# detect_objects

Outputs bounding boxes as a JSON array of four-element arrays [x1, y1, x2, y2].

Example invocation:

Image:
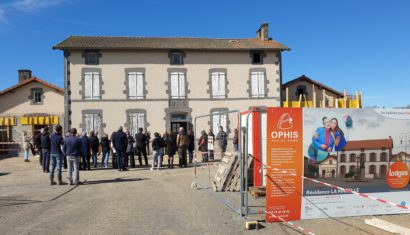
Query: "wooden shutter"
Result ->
[[136, 72, 144, 99], [179, 73, 185, 98], [251, 72, 258, 97], [84, 73, 93, 99], [219, 73, 226, 97], [211, 73, 218, 98], [128, 72, 137, 99], [171, 73, 179, 98], [92, 73, 100, 99], [258, 72, 265, 97]]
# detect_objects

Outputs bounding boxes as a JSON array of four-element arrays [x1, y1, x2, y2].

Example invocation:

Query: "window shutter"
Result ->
[[221, 113, 227, 131], [136, 73, 144, 99], [219, 73, 226, 97], [211, 73, 218, 97], [92, 73, 100, 99], [128, 72, 137, 99], [171, 73, 179, 98], [85, 114, 92, 133], [258, 72, 265, 97], [137, 113, 145, 129], [94, 114, 101, 133], [251, 73, 259, 97], [179, 73, 185, 98], [212, 112, 220, 134], [84, 73, 93, 99]]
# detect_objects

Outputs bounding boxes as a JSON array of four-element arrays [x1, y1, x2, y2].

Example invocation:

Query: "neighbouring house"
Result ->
[[53, 23, 290, 152], [337, 138, 393, 178], [0, 70, 64, 155], [282, 75, 362, 108], [390, 151, 410, 170], [318, 155, 337, 178]]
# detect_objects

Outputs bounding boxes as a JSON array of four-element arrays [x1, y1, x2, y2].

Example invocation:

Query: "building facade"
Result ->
[[0, 70, 64, 154], [53, 24, 289, 145], [336, 139, 393, 178]]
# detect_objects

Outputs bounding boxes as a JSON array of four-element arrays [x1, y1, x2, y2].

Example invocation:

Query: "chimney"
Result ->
[[256, 23, 269, 41], [18, 69, 32, 83]]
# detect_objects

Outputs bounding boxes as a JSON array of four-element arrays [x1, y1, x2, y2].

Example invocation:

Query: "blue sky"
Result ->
[[0, 0, 409, 107]]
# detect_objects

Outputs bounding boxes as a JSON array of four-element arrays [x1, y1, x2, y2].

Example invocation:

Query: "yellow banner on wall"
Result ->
[[21, 116, 59, 125], [0, 117, 17, 126]]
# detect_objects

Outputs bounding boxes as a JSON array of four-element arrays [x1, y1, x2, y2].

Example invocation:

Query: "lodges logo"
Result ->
[[386, 161, 410, 189]]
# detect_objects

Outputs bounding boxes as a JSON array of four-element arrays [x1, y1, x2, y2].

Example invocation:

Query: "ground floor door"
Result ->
[[170, 113, 192, 133]]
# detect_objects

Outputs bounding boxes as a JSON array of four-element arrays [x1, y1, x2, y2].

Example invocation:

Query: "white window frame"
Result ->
[[84, 72, 100, 100], [170, 72, 186, 99], [84, 113, 101, 134], [212, 111, 227, 135], [128, 72, 144, 100], [251, 71, 265, 98], [128, 112, 145, 137], [211, 72, 226, 98]]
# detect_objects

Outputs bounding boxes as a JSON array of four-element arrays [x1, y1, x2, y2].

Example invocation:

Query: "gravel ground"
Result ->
[[1, 155, 409, 235]]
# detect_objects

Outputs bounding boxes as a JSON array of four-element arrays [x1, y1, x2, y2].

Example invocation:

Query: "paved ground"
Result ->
[[1, 155, 410, 235]]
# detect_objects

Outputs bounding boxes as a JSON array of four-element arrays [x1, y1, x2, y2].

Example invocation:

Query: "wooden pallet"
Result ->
[[249, 186, 266, 198]]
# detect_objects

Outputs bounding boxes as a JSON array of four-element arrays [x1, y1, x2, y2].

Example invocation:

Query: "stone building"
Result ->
[[0, 70, 64, 154], [53, 23, 289, 146]]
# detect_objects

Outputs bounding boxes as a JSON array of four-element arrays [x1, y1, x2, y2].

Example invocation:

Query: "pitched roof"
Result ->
[[342, 139, 393, 151], [282, 75, 344, 97], [53, 36, 290, 51], [0, 77, 63, 96]]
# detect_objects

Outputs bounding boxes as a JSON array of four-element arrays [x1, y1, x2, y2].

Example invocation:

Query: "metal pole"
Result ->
[[240, 127, 246, 217]]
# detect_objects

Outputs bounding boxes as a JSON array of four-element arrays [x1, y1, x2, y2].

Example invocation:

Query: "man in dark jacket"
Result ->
[[135, 128, 148, 166], [80, 132, 91, 170], [63, 128, 82, 185], [216, 126, 228, 156], [40, 126, 51, 173], [35, 128, 43, 166], [112, 126, 127, 171], [100, 133, 110, 168], [89, 131, 99, 168], [49, 125, 65, 185]]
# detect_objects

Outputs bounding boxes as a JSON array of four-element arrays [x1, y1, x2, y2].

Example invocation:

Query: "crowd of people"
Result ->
[[21, 124, 238, 186]]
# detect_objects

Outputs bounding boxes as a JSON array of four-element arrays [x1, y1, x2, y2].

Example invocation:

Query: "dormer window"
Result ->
[[30, 88, 43, 105], [169, 51, 184, 65]]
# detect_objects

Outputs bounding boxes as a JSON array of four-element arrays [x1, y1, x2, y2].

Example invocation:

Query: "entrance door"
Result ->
[[170, 113, 191, 133], [171, 122, 187, 134]]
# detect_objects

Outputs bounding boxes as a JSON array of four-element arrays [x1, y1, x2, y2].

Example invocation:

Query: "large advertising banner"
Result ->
[[266, 108, 410, 221], [266, 107, 303, 222]]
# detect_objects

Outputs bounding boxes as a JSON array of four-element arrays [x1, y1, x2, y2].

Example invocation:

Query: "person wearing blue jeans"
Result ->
[[63, 128, 82, 186], [49, 125, 65, 185], [151, 132, 165, 170], [100, 133, 110, 168]]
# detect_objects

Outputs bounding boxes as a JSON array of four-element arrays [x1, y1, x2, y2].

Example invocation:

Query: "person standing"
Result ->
[[89, 131, 99, 168], [112, 126, 128, 171], [100, 133, 110, 168], [165, 131, 177, 168], [208, 129, 215, 161], [63, 128, 82, 186], [198, 130, 208, 162], [40, 126, 51, 173], [49, 125, 65, 185], [187, 130, 195, 164], [233, 129, 239, 152], [126, 131, 136, 168], [22, 131, 32, 162], [135, 128, 148, 166], [151, 132, 165, 171], [80, 132, 91, 170], [145, 129, 151, 155], [176, 127, 188, 167], [35, 128, 44, 166], [216, 126, 228, 156]]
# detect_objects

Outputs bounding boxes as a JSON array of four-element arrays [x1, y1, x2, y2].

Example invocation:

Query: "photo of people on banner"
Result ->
[[308, 115, 350, 162]]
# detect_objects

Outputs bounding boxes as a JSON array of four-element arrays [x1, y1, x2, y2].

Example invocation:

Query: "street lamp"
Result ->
[[399, 132, 410, 167]]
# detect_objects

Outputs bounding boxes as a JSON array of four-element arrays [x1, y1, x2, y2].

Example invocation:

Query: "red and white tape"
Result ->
[[260, 164, 410, 211], [262, 210, 315, 235]]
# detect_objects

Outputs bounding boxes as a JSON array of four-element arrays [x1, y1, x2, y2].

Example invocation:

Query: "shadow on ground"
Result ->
[[83, 177, 148, 185]]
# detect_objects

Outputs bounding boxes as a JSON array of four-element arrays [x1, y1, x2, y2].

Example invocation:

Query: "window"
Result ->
[[252, 53, 261, 64], [369, 165, 376, 174], [128, 112, 145, 137], [295, 85, 307, 99], [349, 154, 356, 162], [84, 113, 101, 134], [251, 71, 265, 97], [370, 153, 377, 162], [128, 72, 144, 99], [211, 72, 226, 98], [33, 90, 42, 103], [170, 72, 186, 99], [349, 165, 356, 173], [212, 111, 227, 135], [85, 51, 99, 65], [340, 154, 346, 162], [170, 52, 183, 65], [84, 72, 100, 100], [380, 152, 387, 162]]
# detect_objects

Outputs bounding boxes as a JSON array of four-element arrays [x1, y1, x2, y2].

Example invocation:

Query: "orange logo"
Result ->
[[277, 113, 293, 130], [386, 161, 409, 189]]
